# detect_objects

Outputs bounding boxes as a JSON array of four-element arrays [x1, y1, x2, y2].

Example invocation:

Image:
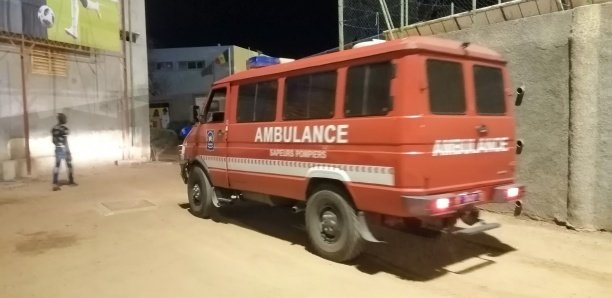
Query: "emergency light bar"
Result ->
[[247, 56, 295, 69], [247, 56, 278, 69]]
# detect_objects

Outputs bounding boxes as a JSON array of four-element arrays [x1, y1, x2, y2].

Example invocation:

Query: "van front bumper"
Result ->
[[178, 145, 189, 184]]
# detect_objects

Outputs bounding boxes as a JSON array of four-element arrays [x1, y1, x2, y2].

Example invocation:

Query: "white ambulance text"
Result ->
[[269, 149, 327, 159], [255, 125, 349, 144], [432, 137, 510, 156]]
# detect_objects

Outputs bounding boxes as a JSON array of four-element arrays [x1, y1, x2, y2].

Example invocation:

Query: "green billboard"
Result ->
[[0, 0, 121, 52]]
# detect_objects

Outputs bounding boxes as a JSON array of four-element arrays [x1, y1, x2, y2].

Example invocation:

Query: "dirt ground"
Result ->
[[1, 162, 611, 298]]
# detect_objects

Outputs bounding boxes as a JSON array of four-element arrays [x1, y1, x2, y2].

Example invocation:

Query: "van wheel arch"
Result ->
[[306, 178, 356, 208], [188, 157, 214, 186]]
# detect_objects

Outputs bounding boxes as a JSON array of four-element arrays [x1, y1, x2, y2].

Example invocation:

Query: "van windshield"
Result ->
[[474, 65, 506, 115]]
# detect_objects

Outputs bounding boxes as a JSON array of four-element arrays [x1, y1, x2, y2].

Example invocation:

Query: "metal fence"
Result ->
[[342, 0, 517, 46]]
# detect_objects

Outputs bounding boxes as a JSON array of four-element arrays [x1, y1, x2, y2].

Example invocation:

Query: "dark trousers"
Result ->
[[53, 146, 74, 185]]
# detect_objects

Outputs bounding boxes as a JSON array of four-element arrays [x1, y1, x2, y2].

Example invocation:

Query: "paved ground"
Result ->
[[1, 163, 611, 298]]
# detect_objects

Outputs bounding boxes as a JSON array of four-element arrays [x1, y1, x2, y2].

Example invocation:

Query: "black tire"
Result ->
[[187, 167, 216, 219], [305, 185, 365, 262]]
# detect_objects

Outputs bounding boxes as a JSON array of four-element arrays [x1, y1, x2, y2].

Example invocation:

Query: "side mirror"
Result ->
[[515, 86, 525, 106], [516, 139, 524, 155]]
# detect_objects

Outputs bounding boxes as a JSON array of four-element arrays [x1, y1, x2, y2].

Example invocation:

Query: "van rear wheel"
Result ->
[[187, 167, 216, 219], [305, 185, 365, 262]]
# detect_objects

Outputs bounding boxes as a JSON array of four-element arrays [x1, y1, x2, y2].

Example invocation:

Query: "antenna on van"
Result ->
[[461, 42, 471, 49]]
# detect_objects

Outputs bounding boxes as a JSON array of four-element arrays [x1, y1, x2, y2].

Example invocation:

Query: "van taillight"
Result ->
[[435, 198, 450, 210], [492, 184, 524, 203], [506, 187, 520, 198]]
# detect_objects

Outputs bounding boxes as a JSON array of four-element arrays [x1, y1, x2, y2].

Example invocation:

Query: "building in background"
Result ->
[[0, 0, 149, 180], [148, 46, 259, 131]]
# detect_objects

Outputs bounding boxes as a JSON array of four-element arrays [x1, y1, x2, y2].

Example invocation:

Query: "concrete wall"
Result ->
[[0, 47, 126, 177], [436, 9, 572, 224], [125, 0, 151, 161], [0, 44, 22, 161], [0, 0, 150, 179], [418, 3, 612, 230], [568, 3, 612, 230], [593, 5, 612, 230]]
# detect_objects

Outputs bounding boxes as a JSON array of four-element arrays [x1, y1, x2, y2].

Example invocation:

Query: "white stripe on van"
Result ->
[[200, 155, 395, 186]]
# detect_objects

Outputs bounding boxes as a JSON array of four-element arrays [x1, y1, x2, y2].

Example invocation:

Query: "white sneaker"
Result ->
[[65, 27, 78, 39]]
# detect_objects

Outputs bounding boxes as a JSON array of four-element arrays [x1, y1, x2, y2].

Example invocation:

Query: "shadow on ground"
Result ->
[[178, 202, 516, 281]]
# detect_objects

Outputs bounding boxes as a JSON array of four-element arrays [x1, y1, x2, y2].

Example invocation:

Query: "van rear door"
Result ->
[[409, 57, 517, 191]]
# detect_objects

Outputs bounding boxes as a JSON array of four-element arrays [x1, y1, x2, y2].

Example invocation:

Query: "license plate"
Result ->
[[458, 192, 480, 204]]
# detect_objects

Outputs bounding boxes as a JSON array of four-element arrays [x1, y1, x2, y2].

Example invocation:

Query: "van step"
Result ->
[[216, 197, 234, 204], [452, 222, 501, 235]]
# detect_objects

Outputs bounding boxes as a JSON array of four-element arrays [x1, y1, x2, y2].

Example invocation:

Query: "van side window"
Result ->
[[284, 71, 336, 120], [427, 60, 466, 114], [474, 65, 506, 115], [205, 88, 226, 123], [345, 61, 393, 117], [236, 80, 278, 123]]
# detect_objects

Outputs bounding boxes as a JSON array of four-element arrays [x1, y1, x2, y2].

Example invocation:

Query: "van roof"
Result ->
[[216, 36, 505, 84]]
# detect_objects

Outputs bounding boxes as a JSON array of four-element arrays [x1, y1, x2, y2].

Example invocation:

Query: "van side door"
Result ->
[[198, 85, 230, 188]]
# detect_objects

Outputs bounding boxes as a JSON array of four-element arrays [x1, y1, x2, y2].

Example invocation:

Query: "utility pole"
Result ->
[[376, 12, 380, 36], [338, 0, 344, 51], [19, 35, 31, 175], [405, 0, 409, 26], [378, 0, 395, 39], [400, 0, 405, 27], [229, 47, 233, 75], [558, 0, 566, 10]]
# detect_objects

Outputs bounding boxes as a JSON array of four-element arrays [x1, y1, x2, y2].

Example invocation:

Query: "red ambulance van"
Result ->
[[179, 36, 525, 262]]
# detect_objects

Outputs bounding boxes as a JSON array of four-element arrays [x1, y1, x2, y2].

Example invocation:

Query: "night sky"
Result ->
[[145, 0, 338, 58]]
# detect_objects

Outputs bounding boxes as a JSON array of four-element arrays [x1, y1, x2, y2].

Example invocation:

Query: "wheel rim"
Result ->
[[320, 207, 342, 243], [191, 184, 202, 207]]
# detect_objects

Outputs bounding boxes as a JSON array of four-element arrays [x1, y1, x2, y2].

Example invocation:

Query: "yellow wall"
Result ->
[[231, 46, 259, 73]]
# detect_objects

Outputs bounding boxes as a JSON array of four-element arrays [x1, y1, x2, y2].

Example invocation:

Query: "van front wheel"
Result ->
[[305, 186, 365, 262], [187, 167, 216, 219]]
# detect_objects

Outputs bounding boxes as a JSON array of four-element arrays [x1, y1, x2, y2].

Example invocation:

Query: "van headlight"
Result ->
[[178, 145, 185, 160]]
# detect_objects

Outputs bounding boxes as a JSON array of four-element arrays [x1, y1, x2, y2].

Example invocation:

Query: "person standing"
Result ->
[[64, 0, 102, 39], [161, 108, 170, 129], [192, 105, 200, 123], [51, 113, 77, 191], [151, 109, 161, 128]]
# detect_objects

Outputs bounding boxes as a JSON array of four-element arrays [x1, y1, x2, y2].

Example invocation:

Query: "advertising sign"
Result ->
[[0, 0, 121, 52]]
